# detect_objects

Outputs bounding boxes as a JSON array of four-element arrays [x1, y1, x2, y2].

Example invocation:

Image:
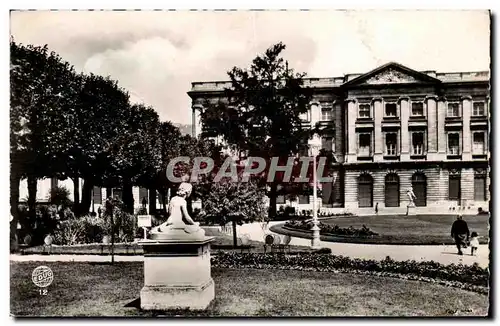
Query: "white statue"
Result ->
[[407, 186, 417, 206], [150, 182, 205, 240]]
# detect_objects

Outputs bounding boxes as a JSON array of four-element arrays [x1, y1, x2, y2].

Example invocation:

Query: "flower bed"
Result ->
[[211, 252, 489, 293], [284, 220, 378, 237]]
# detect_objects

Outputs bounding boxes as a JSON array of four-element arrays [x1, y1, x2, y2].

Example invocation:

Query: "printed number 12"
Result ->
[[39, 289, 48, 295]]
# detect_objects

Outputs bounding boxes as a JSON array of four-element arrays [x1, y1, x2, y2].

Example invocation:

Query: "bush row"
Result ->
[[211, 252, 489, 289], [285, 220, 378, 237]]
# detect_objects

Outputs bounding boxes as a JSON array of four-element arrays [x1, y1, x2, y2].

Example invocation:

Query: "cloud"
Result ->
[[10, 10, 490, 124]]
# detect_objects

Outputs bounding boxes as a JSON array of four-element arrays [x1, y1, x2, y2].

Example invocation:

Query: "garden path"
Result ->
[[236, 222, 490, 268]]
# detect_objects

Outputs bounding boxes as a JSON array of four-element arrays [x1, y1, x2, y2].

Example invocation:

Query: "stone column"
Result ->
[[399, 97, 410, 161], [346, 99, 357, 163], [192, 104, 203, 138], [462, 96, 472, 161], [426, 96, 438, 160], [437, 97, 447, 157], [373, 98, 383, 162]]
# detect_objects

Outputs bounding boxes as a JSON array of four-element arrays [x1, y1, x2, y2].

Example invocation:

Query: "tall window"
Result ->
[[92, 186, 102, 205], [385, 132, 398, 156], [321, 108, 333, 121], [448, 174, 461, 201], [139, 188, 148, 204], [358, 133, 372, 156], [447, 133, 460, 155], [411, 102, 424, 116], [358, 174, 373, 207], [474, 174, 486, 201], [385, 103, 398, 117], [411, 132, 425, 155], [321, 136, 334, 152], [276, 185, 285, 204], [473, 102, 485, 117], [358, 104, 371, 118], [472, 132, 486, 155], [447, 102, 460, 117]]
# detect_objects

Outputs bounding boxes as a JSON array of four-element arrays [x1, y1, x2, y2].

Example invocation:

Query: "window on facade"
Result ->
[[473, 102, 485, 116], [276, 185, 285, 204], [385, 133, 398, 156], [474, 175, 486, 201], [358, 133, 371, 156], [472, 132, 485, 155], [411, 102, 424, 116], [447, 103, 460, 117], [447, 133, 460, 155], [385, 103, 398, 117], [411, 132, 425, 155], [93, 186, 102, 205], [321, 108, 333, 121], [299, 110, 310, 121], [321, 137, 333, 152], [358, 104, 371, 118], [298, 194, 310, 204], [449, 175, 461, 201]]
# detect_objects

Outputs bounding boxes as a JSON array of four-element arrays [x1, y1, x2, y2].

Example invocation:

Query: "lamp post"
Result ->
[[308, 134, 321, 249]]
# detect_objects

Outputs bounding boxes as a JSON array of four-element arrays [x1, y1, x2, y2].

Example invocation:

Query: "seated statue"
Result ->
[[150, 182, 205, 240]]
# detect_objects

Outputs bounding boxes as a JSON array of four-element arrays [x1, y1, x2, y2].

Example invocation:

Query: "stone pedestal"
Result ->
[[139, 237, 215, 311]]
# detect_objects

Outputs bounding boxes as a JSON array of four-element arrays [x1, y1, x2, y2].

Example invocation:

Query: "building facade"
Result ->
[[188, 62, 490, 214]]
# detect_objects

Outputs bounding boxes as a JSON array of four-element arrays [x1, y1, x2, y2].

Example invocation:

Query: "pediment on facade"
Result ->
[[343, 62, 441, 87]]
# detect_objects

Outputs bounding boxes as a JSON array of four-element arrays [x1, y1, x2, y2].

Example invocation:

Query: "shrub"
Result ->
[[211, 252, 489, 287], [53, 218, 88, 245], [47, 186, 73, 208], [103, 197, 138, 242], [284, 220, 378, 237]]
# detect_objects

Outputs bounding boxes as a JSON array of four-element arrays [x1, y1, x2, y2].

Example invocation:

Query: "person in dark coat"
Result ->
[[451, 215, 470, 255]]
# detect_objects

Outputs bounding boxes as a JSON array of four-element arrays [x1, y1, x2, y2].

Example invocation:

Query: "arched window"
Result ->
[[385, 173, 400, 207], [411, 173, 427, 207], [358, 174, 373, 207]]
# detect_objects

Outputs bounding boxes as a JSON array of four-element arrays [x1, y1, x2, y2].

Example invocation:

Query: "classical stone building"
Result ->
[[188, 62, 490, 214]]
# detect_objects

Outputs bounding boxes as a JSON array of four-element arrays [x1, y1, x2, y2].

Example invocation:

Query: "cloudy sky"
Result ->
[[10, 10, 490, 124]]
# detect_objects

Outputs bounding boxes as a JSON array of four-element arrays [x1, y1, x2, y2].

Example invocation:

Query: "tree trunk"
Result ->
[[268, 183, 278, 221], [80, 179, 93, 215], [148, 187, 157, 215], [122, 180, 134, 213], [27, 175, 37, 221], [10, 168, 21, 250], [232, 219, 238, 248], [159, 189, 167, 214], [72, 177, 80, 214]]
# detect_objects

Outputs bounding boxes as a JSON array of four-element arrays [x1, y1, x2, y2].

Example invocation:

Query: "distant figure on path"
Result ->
[[469, 231, 480, 256], [142, 197, 147, 209], [375, 202, 379, 215], [451, 215, 470, 255]]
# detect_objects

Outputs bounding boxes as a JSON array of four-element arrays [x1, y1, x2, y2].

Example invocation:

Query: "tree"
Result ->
[[10, 40, 79, 233], [201, 178, 266, 247], [105, 104, 162, 213], [200, 42, 313, 220], [68, 73, 131, 215]]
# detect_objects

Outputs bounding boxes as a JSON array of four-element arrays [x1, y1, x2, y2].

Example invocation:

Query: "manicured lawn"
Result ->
[[10, 262, 488, 317], [273, 214, 490, 245]]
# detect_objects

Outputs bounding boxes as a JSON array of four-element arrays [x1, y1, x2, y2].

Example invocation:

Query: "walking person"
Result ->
[[451, 214, 470, 255]]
